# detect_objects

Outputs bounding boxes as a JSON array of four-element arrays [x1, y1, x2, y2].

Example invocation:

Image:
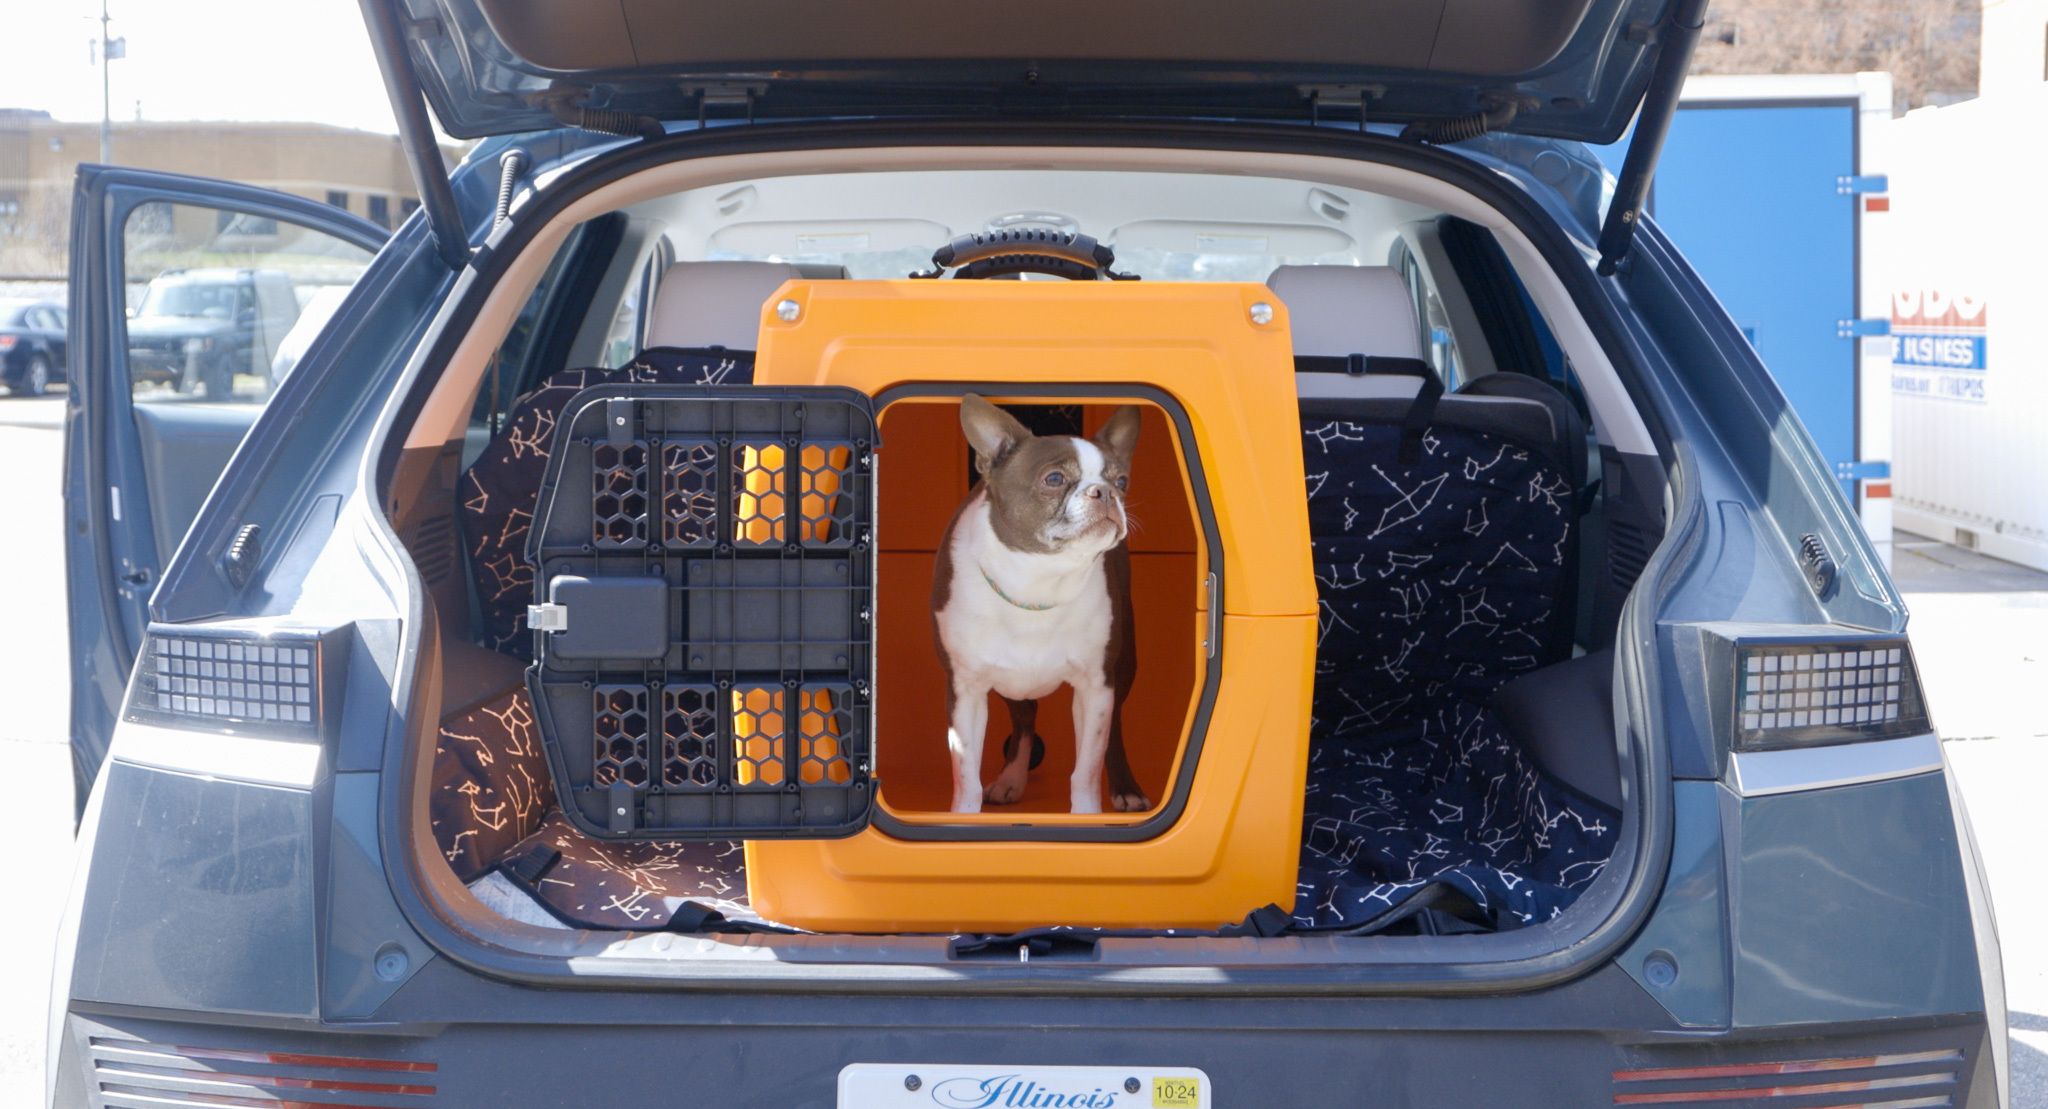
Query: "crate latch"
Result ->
[[527, 602, 569, 632], [604, 397, 636, 447], [1201, 573, 1221, 659], [606, 779, 636, 834]]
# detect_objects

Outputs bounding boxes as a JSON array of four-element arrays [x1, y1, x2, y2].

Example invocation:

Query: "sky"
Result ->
[[0, 0, 401, 134]]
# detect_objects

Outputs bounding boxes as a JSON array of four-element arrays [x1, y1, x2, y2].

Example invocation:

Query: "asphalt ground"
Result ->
[[0, 392, 2036, 1104]]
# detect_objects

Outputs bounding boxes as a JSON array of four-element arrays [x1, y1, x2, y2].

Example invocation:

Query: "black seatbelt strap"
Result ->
[[1295, 354, 1445, 463], [501, 842, 561, 884], [1284, 880, 1485, 937]]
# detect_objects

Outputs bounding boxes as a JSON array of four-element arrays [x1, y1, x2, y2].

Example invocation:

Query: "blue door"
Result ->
[[1599, 102, 1862, 498], [63, 166, 387, 809]]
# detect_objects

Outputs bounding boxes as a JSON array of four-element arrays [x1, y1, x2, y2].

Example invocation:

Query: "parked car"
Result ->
[[50, 0, 2007, 1106], [124, 267, 301, 398], [0, 298, 67, 396]]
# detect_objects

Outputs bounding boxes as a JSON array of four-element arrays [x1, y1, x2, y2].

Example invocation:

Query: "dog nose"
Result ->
[[1086, 485, 1105, 501]]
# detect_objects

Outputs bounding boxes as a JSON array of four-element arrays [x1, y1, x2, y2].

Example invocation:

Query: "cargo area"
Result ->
[[387, 164, 1663, 947]]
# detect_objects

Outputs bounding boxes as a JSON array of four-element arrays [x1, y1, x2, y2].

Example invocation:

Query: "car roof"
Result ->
[[152, 268, 263, 281]]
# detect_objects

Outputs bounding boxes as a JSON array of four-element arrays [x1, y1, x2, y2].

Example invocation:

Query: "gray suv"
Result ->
[[50, 0, 2007, 1105]]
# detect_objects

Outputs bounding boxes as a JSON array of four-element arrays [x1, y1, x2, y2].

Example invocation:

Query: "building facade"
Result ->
[[0, 111, 462, 277]]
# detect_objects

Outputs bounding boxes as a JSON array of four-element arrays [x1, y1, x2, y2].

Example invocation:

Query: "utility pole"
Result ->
[[98, 0, 114, 164]]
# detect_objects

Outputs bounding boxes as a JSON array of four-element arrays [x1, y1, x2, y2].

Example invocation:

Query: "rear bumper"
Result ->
[[54, 1004, 1999, 1108]]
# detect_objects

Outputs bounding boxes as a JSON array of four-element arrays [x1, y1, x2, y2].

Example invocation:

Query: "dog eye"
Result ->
[[1114, 475, 1128, 491], [1043, 471, 1065, 487]]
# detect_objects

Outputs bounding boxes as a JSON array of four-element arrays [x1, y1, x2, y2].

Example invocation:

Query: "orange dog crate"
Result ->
[[745, 279, 1316, 932]]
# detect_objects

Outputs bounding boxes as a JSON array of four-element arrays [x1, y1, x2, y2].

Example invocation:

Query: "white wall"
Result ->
[[1884, 83, 2048, 571], [1979, 0, 2048, 95]]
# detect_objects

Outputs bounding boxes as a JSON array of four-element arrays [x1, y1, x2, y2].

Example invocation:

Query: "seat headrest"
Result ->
[[645, 261, 807, 351], [1269, 264, 1429, 400], [1267, 265, 1424, 360]]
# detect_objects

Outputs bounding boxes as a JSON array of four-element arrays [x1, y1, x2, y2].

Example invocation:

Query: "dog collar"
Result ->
[[979, 564, 1058, 611]]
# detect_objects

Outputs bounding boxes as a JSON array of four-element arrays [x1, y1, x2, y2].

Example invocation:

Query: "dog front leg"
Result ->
[[1069, 681, 1114, 815], [985, 697, 1039, 805], [947, 683, 991, 814]]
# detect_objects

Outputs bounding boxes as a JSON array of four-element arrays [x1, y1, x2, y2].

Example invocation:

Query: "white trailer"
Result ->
[[1883, 81, 2048, 572]]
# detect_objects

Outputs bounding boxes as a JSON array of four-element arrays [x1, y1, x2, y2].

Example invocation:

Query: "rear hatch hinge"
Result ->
[[1300, 84, 1382, 131], [690, 82, 767, 125]]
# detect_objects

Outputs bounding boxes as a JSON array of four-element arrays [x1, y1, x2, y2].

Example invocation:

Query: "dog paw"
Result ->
[[984, 772, 1028, 805], [1110, 790, 1151, 813]]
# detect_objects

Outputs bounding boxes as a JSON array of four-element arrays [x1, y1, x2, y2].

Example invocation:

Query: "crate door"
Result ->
[[524, 385, 878, 840]]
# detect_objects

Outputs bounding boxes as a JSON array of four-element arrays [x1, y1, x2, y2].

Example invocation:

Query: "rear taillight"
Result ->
[[1732, 636, 1928, 752], [125, 621, 346, 740]]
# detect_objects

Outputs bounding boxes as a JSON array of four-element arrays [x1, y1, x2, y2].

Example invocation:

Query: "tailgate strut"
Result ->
[[359, 0, 470, 270], [1595, 0, 1711, 276]]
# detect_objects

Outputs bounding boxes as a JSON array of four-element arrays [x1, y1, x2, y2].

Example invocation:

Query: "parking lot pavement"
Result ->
[[0, 394, 67, 431], [0, 408, 2037, 1104], [1895, 534, 2048, 1106], [0, 411, 75, 1107]]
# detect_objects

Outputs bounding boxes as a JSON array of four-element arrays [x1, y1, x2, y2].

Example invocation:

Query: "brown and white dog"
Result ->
[[932, 395, 1148, 814]]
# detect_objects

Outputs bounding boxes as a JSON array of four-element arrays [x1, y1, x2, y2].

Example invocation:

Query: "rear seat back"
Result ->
[[644, 260, 811, 350], [461, 261, 805, 654], [1454, 369, 1589, 493], [1272, 265, 1578, 733]]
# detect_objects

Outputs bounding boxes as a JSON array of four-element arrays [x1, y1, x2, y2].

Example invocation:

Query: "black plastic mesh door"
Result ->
[[525, 385, 876, 840]]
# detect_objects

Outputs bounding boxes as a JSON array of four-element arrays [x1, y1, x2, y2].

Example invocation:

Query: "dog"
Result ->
[[932, 395, 1149, 815]]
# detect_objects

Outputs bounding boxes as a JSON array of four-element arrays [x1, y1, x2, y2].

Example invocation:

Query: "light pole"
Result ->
[[97, 0, 120, 164]]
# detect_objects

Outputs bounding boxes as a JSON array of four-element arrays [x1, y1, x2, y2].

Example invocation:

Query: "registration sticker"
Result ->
[[838, 1063, 1212, 1108]]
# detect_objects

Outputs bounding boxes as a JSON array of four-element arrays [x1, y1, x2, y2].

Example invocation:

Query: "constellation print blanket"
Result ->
[[461, 347, 754, 655], [1292, 415, 1619, 930]]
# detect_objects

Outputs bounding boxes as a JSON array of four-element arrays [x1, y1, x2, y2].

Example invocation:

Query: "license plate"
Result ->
[[839, 1063, 1212, 1108]]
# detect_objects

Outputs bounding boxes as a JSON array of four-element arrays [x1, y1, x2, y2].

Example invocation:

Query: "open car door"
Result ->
[[64, 166, 387, 811]]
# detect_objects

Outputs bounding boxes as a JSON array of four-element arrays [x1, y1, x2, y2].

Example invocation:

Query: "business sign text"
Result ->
[[1890, 287, 1986, 403]]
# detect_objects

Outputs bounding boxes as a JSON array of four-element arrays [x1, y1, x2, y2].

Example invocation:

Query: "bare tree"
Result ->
[[1691, 0, 1981, 111]]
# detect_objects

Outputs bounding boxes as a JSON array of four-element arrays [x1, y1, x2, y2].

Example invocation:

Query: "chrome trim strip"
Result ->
[[110, 719, 323, 789], [1730, 732, 1942, 797]]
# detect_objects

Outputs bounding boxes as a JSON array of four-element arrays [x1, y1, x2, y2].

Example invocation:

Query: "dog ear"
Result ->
[[959, 394, 1033, 475], [1093, 405, 1142, 467]]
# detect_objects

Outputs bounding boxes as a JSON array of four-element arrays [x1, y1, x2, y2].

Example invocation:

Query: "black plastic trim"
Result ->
[[525, 213, 628, 392], [868, 381, 1224, 843]]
